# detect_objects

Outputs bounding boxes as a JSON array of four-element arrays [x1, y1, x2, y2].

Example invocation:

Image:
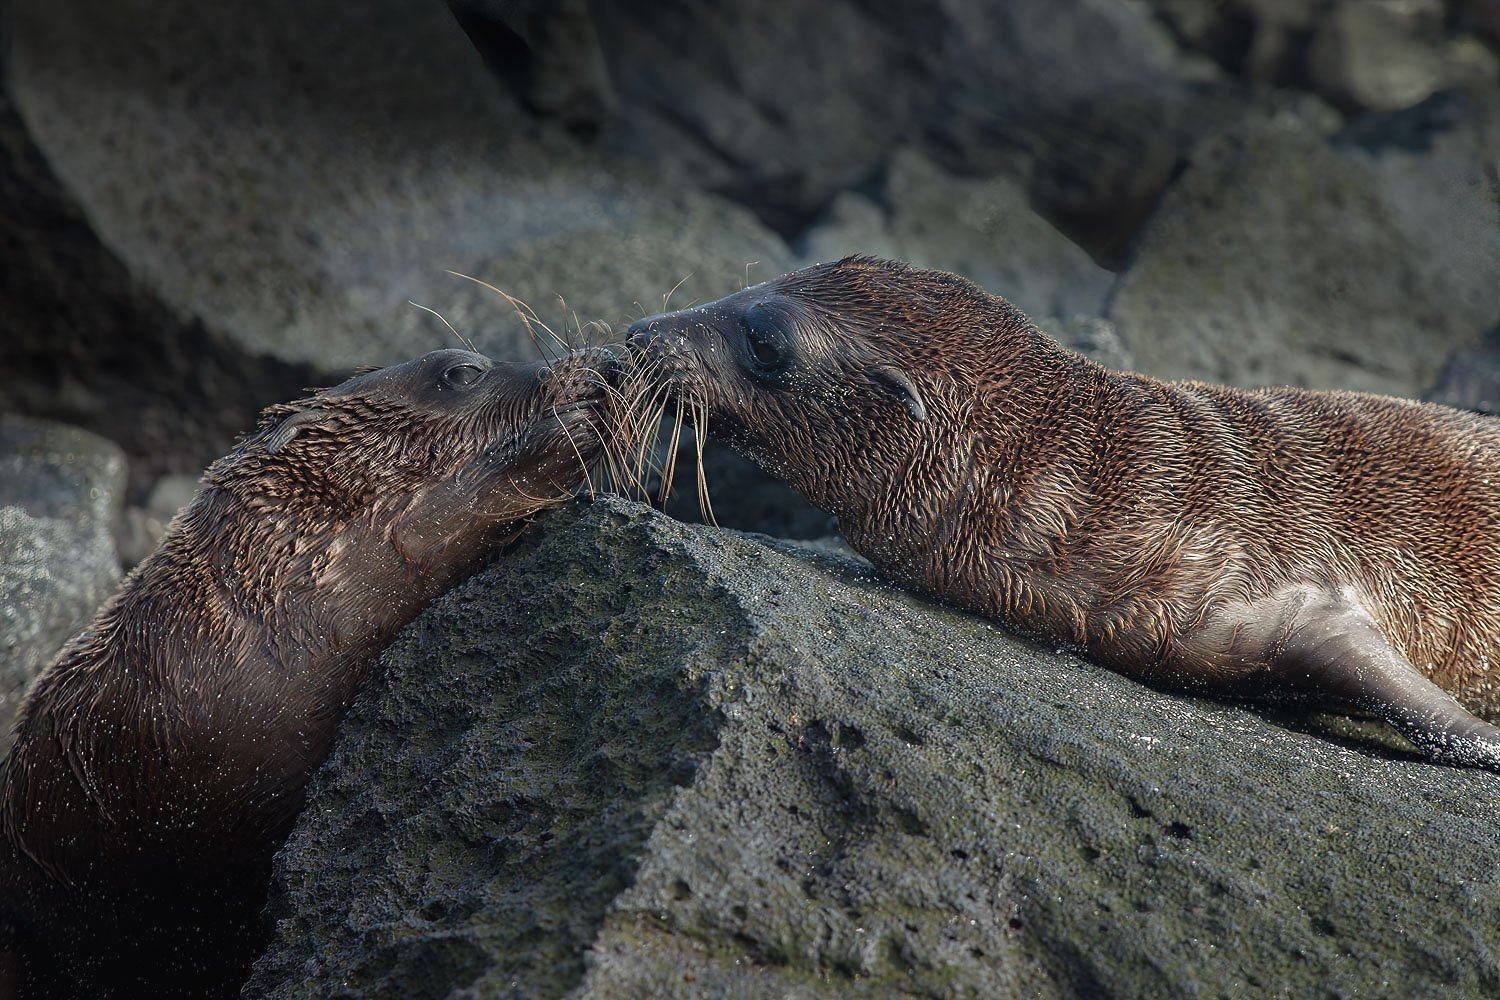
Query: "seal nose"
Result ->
[[596, 346, 627, 387], [626, 315, 661, 351]]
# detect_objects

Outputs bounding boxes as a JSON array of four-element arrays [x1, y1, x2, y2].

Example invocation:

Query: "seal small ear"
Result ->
[[263, 408, 336, 453], [873, 365, 927, 422]]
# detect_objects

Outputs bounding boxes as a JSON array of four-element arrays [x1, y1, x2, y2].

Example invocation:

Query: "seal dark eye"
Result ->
[[443, 363, 484, 388], [740, 306, 791, 376]]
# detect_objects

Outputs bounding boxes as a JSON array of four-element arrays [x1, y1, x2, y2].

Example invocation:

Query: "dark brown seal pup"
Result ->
[[0, 347, 622, 998], [627, 256, 1500, 771]]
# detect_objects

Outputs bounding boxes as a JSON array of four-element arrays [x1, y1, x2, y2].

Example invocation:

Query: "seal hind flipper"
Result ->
[[1269, 594, 1500, 769]]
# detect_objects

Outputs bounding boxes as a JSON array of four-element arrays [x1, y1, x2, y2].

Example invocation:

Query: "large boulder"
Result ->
[[246, 499, 1500, 998], [798, 148, 1113, 320], [0, 415, 126, 751], [0, 86, 317, 494], [465, 0, 1252, 261], [1108, 108, 1500, 395], [1145, 0, 1499, 115]]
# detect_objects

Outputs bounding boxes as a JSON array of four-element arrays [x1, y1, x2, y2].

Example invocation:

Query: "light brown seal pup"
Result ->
[[0, 347, 621, 998], [627, 256, 1500, 771]]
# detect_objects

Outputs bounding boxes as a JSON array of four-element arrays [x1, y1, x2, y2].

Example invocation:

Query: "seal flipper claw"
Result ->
[[1271, 597, 1500, 770]]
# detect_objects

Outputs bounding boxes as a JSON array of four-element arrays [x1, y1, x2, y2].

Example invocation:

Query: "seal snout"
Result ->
[[596, 345, 627, 389], [625, 314, 698, 376], [626, 311, 703, 353], [625, 315, 664, 356]]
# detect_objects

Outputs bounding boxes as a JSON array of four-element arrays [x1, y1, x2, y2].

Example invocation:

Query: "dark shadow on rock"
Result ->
[[659, 438, 835, 540]]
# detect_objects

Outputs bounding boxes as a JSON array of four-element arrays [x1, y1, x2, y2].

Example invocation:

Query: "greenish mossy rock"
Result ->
[[246, 498, 1500, 999]]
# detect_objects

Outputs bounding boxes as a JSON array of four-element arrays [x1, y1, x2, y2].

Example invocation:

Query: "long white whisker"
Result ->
[[407, 299, 476, 352]]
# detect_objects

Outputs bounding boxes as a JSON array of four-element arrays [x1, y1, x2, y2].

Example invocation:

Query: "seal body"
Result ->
[[0, 348, 619, 997], [628, 256, 1500, 770]]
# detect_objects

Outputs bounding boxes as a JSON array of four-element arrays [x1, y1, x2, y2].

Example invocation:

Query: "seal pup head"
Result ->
[[217, 345, 627, 572], [625, 255, 1054, 519]]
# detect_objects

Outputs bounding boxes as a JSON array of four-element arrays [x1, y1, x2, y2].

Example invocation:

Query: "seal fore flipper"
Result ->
[[1268, 594, 1500, 770]]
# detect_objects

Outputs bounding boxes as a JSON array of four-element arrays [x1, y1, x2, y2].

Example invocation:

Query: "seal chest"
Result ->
[[0, 347, 622, 997], [628, 256, 1500, 772]]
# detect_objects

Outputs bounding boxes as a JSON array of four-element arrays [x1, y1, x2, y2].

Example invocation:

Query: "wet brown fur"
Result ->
[[629, 256, 1500, 767], [0, 347, 620, 997]]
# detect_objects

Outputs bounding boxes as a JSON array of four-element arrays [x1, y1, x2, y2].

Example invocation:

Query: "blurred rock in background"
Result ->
[[1426, 324, 1500, 412], [0, 416, 124, 753]]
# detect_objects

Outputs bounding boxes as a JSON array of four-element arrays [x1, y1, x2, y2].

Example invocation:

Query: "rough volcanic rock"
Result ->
[[0, 415, 126, 751], [1108, 110, 1500, 395], [798, 148, 1113, 319], [5, 0, 790, 483], [246, 499, 1500, 999]]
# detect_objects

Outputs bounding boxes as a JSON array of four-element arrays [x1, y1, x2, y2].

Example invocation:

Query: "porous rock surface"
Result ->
[[246, 498, 1500, 999], [0, 415, 125, 752]]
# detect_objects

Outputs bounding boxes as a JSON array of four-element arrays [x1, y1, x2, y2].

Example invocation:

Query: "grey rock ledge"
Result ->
[[247, 497, 1500, 999]]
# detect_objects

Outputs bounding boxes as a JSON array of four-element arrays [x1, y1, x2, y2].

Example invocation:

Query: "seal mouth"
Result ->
[[596, 346, 627, 389], [617, 324, 720, 519], [518, 344, 657, 499], [537, 347, 622, 426]]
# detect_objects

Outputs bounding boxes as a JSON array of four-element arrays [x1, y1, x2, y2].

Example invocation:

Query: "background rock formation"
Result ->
[[0, 416, 123, 754]]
